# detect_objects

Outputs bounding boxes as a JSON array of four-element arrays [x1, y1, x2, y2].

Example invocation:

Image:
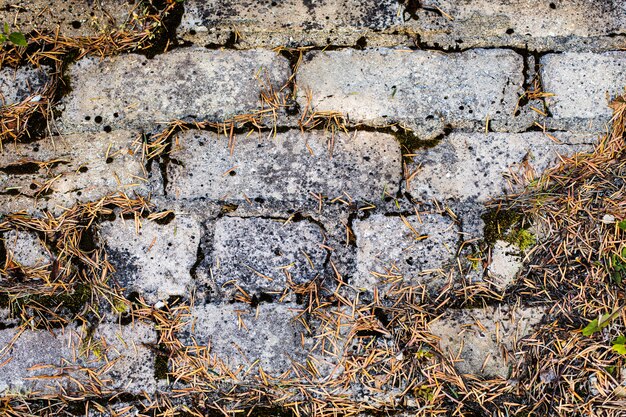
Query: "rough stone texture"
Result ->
[[297, 48, 528, 139], [0, 0, 141, 38], [0, 323, 156, 395], [167, 129, 401, 206], [179, 0, 401, 47], [541, 52, 626, 133], [0, 65, 49, 106], [488, 240, 523, 289], [58, 48, 290, 133], [2, 229, 50, 267], [212, 217, 327, 295], [102, 215, 202, 304], [188, 303, 306, 376], [405, 131, 594, 204], [430, 305, 544, 378], [408, 0, 626, 52], [353, 213, 459, 290], [0, 131, 148, 214], [89, 323, 157, 394]]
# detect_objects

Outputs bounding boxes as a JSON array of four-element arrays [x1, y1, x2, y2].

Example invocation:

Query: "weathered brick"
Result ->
[[166, 129, 401, 206], [0, 323, 156, 395], [2, 229, 50, 268], [102, 215, 201, 304], [353, 213, 459, 290], [0, 131, 148, 214], [406, 0, 626, 52], [0, 65, 49, 106], [179, 0, 401, 47], [297, 48, 527, 139], [58, 48, 290, 133], [430, 305, 544, 378], [541, 52, 626, 132], [212, 217, 327, 295], [188, 303, 306, 376], [405, 131, 593, 204], [0, 0, 141, 38]]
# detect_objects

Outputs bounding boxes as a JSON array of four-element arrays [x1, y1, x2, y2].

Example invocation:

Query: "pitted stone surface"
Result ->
[[407, 0, 626, 52], [0, 327, 77, 395], [488, 240, 523, 289], [0, 0, 141, 38], [90, 323, 157, 394], [212, 217, 327, 294], [3, 229, 50, 267], [0, 323, 156, 396], [405, 131, 594, 203], [0, 131, 147, 214], [58, 48, 290, 133], [430, 305, 544, 378], [0, 65, 49, 106], [541, 52, 626, 133], [102, 215, 201, 304], [167, 129, 401, 205], [353, 213, 459, 290], [297, 48, 527, 139], [188, 303, 306, 376], [179, 0, 400, 47]]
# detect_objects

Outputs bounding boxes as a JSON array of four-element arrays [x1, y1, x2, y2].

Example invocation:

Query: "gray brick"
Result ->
[[353, 213, 459, 290], [0, 65, 49, 106], [541, 52, 626, 133], [212, 217, 327, 295], [406, 0, 626, 52], [0, 323, 156, 396], [430, 305, 544, 378], [0, 0, 141, 38], [178, 0, 401, 47], [166, 129, 401, 206], [102, 215, 202, 304], [58, 48, 290, 133], [188, 303, 306, 377], [0, 130, 148, 214], [297, 48, 527, 139], [2, 230, 50, 268], [405, 131, 594, 204]]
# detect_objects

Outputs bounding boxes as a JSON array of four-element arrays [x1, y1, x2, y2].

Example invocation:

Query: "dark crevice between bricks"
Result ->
[[137, 0, 186, 59], [204, 30, 240, 49]]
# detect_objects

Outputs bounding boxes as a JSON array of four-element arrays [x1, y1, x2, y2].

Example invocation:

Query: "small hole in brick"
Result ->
[[105, 157, 113, 164], [549, 2, 556, 9], [229, 170, 236, 176], [103, 125, 112, 133], [113, 112, 119, 118], [506, 28, 514, 35], [71, 20, 81, 29], [94, 115, 103, 123], [78, 166, 88, 173], [189, 29, 196, 35], [84, 116, 91, 121], [29, 183, 37, 190]]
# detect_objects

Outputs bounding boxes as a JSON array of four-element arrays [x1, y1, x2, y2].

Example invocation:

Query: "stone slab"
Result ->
[[541, 52, 626, 133], [188, 303, 306, 377], [0, 323, 156, 395], [0, 130, 148, 214], [166, 129, 401, 206], [2, 229, 50, 268], [406, 0, 626, 52], [405, 131, 594, 204], [353, 213, 459, 290], [0, 0, 142, 38], [297, 48, 527, 139], [102, 215, 202, 304], [488, 240, 523, 290], [212, 217, 327, 295], [0, 65, 49, 106], [178, 0, 401, 47], [58, 48, 290, 133], [430, 305, 544, 378]]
